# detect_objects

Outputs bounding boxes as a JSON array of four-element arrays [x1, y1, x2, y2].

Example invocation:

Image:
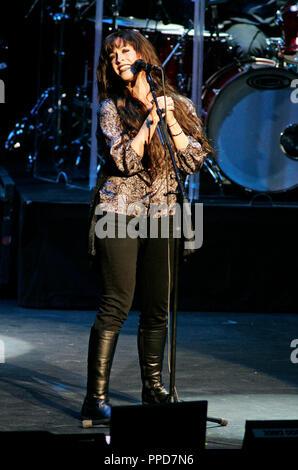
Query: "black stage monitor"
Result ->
[[110, 400, 208, 455]]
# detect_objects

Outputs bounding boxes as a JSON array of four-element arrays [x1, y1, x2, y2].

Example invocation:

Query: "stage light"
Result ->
[[0, 335, 34, 361]]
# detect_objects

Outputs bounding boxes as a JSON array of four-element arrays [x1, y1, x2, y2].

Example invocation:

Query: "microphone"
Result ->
[[131, 59, 162, 74]]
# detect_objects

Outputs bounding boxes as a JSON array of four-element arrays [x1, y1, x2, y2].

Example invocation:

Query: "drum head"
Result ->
[[206, 66, 298, 192]]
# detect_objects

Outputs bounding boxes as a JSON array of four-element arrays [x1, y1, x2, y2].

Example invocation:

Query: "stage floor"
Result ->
[[1, 300, 298, 457]]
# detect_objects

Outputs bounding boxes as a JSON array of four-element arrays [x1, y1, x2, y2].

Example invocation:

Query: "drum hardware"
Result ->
[[154, 0, 171, 25], [245, 65, 293, 90], [0, 39, 8, 71], [203, 156, 225, 187], [8, 3, 297, 196], [206, 0, 229, 4], [47, 0, 69, 167], [277, 1, 298, 65], [111, 1, 120, 30], [25, 0, 41, 19], [6, 1, 97, 187], [249, 192, 274, 206], [5, 85, 94, 176], [266, 37, 283, 60], [71, 60, 91, 170], [243, 57, 277, 70], [161, 28, 190, 69], [143, 28, 232, 95], [75, 1, 96, 20], [99, 16, 155, 29], [5, 87, 55, 169], [207, 0, 227, 38], [202, 58, 298, 194], [280, 123, 298, 161], [161, 24, 193, 95], [19, 0, 73, 179], [6, 1, 108, 186]]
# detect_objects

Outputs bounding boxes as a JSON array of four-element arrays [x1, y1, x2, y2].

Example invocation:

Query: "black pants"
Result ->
[[93, 214, 176, 333]]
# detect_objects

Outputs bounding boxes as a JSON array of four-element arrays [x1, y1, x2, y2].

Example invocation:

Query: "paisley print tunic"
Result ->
[[88, 96, 208, 257]]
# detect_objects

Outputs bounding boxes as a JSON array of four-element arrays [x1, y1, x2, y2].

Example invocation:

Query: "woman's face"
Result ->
[[109, 40, 141, 82]]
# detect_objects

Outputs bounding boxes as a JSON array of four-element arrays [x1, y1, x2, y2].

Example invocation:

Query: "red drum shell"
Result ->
[[280, 1, 298, 62]]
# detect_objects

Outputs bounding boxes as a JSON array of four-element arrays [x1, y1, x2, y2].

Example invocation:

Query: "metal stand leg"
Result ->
[[169, 235, 228, 427]]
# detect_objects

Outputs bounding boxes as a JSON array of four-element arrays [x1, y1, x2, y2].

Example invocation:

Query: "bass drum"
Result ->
[[202, 59, 298, 193]]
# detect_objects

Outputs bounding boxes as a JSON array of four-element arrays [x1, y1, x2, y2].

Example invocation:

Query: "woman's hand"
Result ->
[[147, 95, 188, 151], [148, 96, 176, 126], [155, 96, 176, 126], [131, 94, 188, 156]]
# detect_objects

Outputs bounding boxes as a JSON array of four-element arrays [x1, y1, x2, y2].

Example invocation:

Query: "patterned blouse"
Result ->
[[88, 96, 207, 256]]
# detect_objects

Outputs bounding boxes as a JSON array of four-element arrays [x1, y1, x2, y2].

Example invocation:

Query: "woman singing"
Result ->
[[81, 29, 211, 425]]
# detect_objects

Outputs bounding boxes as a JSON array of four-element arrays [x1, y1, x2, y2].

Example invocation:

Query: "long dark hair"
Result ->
[[97, 29, 211, 177]]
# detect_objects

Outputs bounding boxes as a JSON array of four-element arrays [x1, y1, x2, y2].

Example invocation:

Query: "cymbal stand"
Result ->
[[71, 60, 90, 174], [26, 0, 45, 174], [25, 0, 40, 19], [111, 1, 119, 30], [154, 0, 171, 25], [32, 0, 70, 183], [50, 1, 68, 165], [162, 24, 193, 95], [76, 0, 96, 20], [209, 3, 221, 38], [162, 27, 192, 69]]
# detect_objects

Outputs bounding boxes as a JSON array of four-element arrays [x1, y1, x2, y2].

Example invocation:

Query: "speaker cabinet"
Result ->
[[110, 400, 208, 456]]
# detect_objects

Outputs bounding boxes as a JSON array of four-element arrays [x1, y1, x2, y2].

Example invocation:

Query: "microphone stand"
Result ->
[[145, 70, 185, 405], [145, 70, 228, 427]]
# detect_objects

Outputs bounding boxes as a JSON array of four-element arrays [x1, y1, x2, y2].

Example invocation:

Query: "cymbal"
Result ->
[[103, 16, 148, 27], [88, 16, 229, 39], [90, 16, 185, 31], [207, 0, 229, 5], [88, 16, 152, 28]]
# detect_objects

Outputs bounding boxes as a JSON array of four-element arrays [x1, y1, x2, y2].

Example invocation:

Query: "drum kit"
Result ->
[[5, 1, 298, 194]]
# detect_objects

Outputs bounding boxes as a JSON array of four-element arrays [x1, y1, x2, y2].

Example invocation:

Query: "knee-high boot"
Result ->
[[81, 326, 119, 424], [137, 327, 169, 404]]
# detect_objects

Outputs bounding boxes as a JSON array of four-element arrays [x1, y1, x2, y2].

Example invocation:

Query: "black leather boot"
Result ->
[[81, 327, 119, 425], [137, 327, 169, 404]]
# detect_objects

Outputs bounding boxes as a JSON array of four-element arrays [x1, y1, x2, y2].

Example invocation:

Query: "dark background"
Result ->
[[1, 1, 297, 312], [0, 0, 289, 149]]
